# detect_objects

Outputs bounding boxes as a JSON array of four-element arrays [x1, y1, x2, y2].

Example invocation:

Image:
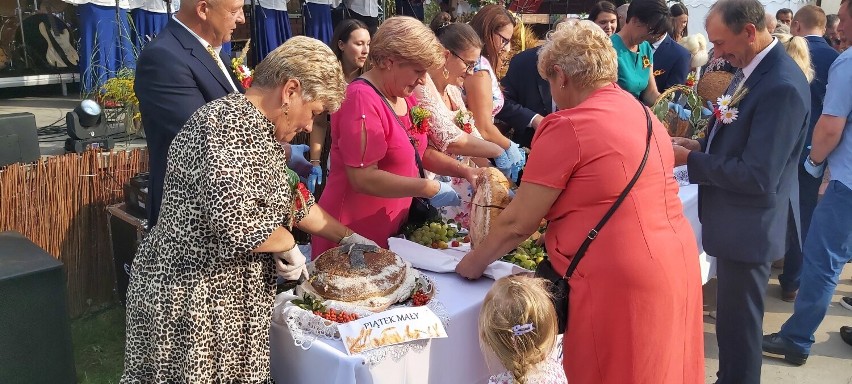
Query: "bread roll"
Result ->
[[470, 168, 512, 249]]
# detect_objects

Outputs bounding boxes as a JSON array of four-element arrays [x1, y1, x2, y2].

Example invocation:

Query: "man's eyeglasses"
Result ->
[[451, 50, 478, 73], [494, 31, 512, 49]]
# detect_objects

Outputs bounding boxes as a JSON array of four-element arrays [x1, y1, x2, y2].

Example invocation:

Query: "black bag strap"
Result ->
[[357, 77, 427, 179], [563, 99, 654, 280]]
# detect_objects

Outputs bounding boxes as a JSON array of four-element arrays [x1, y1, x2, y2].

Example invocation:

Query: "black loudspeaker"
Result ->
[[0, 231, 76, 384], [0, 113, 40, 167], [107, 203, 147, 305]]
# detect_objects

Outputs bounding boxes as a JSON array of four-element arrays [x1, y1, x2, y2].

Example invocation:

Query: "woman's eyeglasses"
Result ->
[[451, 50, 478, 73], [494, 31, 512, 49]]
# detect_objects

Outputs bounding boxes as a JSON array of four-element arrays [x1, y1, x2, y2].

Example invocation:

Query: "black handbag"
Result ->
[[357, 78, 441, 233], [535, 99, 654, 333]]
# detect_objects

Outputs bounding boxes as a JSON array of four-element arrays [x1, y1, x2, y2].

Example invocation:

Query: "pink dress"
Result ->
[[312, 80, 426, 257]]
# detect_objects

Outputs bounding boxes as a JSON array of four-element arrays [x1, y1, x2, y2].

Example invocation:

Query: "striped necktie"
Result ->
[[706, 69, 745, 153]]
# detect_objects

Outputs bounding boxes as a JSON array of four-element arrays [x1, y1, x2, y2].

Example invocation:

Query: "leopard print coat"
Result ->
[[121, 93, 314, 383]]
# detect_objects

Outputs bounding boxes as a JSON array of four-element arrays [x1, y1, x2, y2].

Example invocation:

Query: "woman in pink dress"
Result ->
[[457, 20, 705, 383], [312, 17, 482, 257]]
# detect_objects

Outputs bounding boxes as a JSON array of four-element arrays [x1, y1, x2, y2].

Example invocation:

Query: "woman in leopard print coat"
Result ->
[[121, 37, 373, 383]]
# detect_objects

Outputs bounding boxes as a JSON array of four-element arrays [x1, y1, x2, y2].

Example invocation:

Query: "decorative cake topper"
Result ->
[[341, 243, 379, 269]]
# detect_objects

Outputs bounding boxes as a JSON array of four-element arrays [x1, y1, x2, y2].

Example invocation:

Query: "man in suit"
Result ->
[[650, 32, 691, 92], [778, 5, 840, 302], [764, 0, 852, 364], [496, 46, 552, 149], [136, 0, 246, 226], [672, 0, 810, 382]]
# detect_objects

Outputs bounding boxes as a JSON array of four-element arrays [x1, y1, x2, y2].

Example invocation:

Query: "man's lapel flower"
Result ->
[[713, 86, 749, 125]]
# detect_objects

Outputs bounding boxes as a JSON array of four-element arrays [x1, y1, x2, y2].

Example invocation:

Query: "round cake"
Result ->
[[308, 245, 414, 306]]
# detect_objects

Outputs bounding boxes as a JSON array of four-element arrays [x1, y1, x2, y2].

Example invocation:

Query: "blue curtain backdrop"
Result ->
[[303, 2, 332, 45], [77, 3, 136, 94], [129, 8, 170, 50], [253, 5, 292, 64]]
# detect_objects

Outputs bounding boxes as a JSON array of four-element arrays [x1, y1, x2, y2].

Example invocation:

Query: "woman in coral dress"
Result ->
[[457, 20, 705, 383]]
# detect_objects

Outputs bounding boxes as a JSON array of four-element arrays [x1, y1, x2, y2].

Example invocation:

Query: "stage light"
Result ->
[[65, 99, 123, 153]]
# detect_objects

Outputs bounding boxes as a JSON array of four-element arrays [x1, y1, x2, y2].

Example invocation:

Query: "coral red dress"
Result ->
[[522, 84, 705, 383]]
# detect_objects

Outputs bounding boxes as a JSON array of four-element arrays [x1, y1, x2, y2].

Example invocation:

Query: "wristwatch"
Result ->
[[807, 155, 824, 167]]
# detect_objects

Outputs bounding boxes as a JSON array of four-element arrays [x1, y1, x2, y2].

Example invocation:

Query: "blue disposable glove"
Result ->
[[429, 181, 461, 208], [803, 157, 825, 178], [288, 144, 313, 179], [509, 163, 521, 183], [493, 151, 513, 179], [507, 141, 525, 169], [668, 102, 692, 120], [307, 165, 322, 193]]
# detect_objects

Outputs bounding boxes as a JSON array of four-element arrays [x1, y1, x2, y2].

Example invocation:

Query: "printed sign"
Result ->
[[337, 306, 448, 355]]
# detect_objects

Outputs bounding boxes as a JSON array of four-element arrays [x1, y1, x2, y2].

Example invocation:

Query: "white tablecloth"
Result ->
[[270, 183, 713, 384], [678, 183, 717, 284], [270, 271, 495, 384]]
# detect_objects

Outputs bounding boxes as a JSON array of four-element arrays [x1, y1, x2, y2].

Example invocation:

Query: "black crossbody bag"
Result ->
[[358, 78, 441, 232], [535, 99, 654, 333]]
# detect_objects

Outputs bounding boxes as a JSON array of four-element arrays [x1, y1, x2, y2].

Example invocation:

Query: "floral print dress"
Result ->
[[121, 93, 314, 383], [464, 56, 505, 117], [416, 73, 483, 229]]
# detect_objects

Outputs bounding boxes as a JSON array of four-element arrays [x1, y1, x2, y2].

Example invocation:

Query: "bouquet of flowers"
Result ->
[[454, 110, 474, 134], [231, 41, 253, 88], [410, 106, 431, 135], [232, 56, 253, 89]]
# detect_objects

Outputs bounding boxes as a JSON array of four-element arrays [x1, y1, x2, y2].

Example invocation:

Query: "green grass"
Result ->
[[71, 306, 127, 384]]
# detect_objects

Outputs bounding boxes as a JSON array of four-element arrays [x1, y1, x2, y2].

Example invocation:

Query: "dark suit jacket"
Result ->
[[652, 35, 691, 92], [136, 19, 244, 226], [802, 35, 839, 159], [496, 47, 551, 148], [686, 42, 811, 264]]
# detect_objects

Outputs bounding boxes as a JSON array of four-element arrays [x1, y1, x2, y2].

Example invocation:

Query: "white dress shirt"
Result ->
[[651, 33, 667, 53], [741, 37, 778, 83], [63, 0, 131, 9], [346, 0, 378, 17], [251, 0, 288, 11], [172, 15, 238, 92], [129, 0, 180, 12], [306, 0, 340, 6]]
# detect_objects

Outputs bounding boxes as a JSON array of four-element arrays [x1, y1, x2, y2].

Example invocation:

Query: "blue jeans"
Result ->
[[779, 164, 822, 292], [778, 180, 852, 354]]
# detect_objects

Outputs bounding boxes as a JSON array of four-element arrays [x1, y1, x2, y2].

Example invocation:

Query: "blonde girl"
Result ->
[[479, 275, 567, 384]]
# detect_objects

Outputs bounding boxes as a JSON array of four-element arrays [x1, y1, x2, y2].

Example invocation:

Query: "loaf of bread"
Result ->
[[304, 245, 418, 311], [470, 168, 513, 249]]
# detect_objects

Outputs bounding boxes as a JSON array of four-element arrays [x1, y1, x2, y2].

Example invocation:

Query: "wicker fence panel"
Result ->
[[0, 149, 148, 317]]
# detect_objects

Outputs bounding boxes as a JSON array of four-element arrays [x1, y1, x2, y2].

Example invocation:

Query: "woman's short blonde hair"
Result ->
[[369, 16, 445, 69], [774, 33, 814, 83], [479, 275, 558, 383], [537, 19, 618, 89], [252, 36, 346, 112]]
